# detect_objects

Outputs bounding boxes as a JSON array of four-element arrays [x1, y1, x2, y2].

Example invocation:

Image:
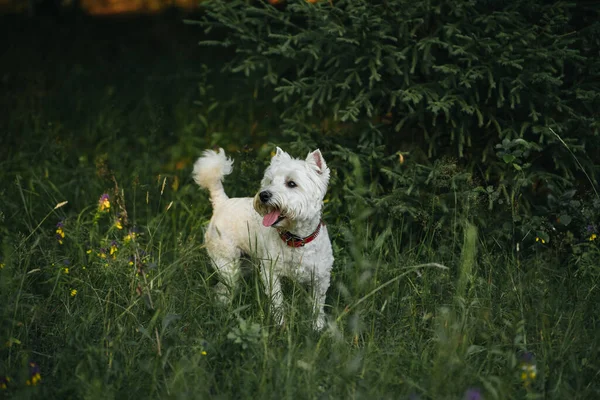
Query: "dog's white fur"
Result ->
[[193, 147, 334, 329]]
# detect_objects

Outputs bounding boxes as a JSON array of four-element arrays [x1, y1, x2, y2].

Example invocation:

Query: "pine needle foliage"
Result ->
[[197, 0, 598, 165], [194, 0, 600, 247]]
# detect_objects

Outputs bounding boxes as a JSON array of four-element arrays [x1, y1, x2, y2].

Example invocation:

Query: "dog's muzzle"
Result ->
[[256, 190, 286, 227], [259, 190, 272, 203]]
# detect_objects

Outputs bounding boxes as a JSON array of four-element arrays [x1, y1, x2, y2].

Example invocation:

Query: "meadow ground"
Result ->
[[1, 14, 599, 400]]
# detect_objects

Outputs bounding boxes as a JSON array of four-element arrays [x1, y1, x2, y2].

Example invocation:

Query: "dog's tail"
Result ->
[[192, 148, 233, 209]]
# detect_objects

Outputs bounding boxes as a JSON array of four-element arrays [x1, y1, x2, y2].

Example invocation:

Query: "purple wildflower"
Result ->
[[520, 351, 535, 363], [464, 388, 482, 400]]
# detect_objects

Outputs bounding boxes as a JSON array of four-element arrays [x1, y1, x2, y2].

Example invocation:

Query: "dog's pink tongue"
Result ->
[[262, 210, 281, 227]]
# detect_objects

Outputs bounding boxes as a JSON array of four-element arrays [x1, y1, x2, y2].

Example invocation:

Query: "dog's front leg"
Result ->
[[312, 274, 330, 330], [260, 262, 284, 326]]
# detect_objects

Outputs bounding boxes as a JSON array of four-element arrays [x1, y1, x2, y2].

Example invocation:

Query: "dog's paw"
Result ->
[[314, 315, 328, 331]]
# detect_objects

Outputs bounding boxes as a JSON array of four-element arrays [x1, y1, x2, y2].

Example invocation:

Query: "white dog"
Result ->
[[192, 147, 334, 329]]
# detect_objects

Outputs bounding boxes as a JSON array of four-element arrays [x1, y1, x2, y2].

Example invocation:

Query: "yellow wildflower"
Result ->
[[56, 221, 65, 245], [590, 233, 597, 241], [535, 237, 546, 244], [98, 194, 111, 212], [63, 267, 69, 274], [520, 363, 537, 386], [70, 289, 77, 297], [0, 376, 10, 390], [110, 241, 118, 258], [124, 231, 138, 243], [519, 352, 537, 387], [26, 362, 41, 386], [26, 373, 41, 386]]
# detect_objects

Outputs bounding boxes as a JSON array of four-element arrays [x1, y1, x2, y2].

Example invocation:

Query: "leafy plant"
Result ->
[[227, 318, 267, 350], [194, 0, 600, 252]]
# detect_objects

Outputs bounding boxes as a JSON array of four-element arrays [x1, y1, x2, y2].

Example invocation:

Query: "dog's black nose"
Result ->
[[259, 191, 272, 203]]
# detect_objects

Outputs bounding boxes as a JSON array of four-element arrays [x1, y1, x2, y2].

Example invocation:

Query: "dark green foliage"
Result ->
[[196, 0, 600, 248], [198, 0, 599, 160]]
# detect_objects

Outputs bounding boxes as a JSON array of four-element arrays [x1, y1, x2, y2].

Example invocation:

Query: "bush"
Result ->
[[194, 0, 600, 248]]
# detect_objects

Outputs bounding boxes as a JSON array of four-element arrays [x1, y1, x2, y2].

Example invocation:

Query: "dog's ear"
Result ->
[[272, 147, 291, 163], [306, 149, 329, 176]]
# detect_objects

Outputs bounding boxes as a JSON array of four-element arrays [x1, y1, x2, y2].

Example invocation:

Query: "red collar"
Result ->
[[278, 221, 323, 248]]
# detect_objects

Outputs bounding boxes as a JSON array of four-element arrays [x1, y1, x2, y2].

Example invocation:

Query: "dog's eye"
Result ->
[[286, 181, 297, 188]]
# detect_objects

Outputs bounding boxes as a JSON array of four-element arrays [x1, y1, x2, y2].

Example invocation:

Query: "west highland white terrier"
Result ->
[[192, 147, 334, 329]]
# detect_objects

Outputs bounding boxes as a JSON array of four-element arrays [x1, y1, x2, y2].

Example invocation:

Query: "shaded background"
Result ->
[[0, 0, 267, 183]]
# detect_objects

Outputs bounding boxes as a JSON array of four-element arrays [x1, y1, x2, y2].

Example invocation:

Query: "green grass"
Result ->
[[1, 15, 599, 400]]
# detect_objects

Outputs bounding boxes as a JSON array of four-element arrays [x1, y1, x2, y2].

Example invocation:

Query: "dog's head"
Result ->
[[253, 147, 330, 230]]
